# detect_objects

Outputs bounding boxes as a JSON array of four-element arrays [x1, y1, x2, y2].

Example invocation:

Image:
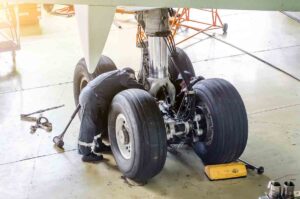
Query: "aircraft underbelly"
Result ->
[[9, 0, 300, 72]]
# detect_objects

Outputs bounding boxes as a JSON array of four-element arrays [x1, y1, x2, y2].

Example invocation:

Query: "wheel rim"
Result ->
[[196, 104, 214, 145], [115, 114, 132, 159], [80, 77, 89, 92]]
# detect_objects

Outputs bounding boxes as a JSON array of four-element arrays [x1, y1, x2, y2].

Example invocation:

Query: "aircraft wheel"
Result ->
[[192, 78, 248, 165], [168, 47, 195, 86], [91, 55, 117, 78], [73, 56, 117, 115], [73, 58, 92, 109], [108, 89, 167, 182]]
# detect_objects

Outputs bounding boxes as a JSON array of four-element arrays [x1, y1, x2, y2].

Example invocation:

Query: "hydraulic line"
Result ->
[[176, 93, 196, 121], [202, 32, 300, 82]]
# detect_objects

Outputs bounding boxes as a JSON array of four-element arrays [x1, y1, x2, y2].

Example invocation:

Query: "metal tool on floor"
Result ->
[[259, 181, 300, 199], [238, 159, 264, 174], [20, 104, 64, 119], [30, 116, 52, 133], [53, 104, 81, 149], [21, 104, 64, 133]]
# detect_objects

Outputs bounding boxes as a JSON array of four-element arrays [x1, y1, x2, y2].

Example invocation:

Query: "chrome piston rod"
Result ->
[[148, 36, 169, 79], [137, 8, 176, 104]]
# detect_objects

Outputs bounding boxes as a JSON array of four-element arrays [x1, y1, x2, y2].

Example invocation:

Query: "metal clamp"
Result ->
[[30, 116, 52, 133]]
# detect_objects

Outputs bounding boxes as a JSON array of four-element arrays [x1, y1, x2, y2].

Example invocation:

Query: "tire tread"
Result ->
[[193, 78, 248, 164]]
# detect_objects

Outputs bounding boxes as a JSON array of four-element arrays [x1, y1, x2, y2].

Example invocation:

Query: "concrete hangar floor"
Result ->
[[0, 9, 299, 199]]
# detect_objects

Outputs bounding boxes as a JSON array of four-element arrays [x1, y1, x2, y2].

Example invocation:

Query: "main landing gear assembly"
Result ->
[[73, 8, 248, 183]]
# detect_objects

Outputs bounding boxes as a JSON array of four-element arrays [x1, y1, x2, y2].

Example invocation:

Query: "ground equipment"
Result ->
[[53, 104, 81, 149], [21, 114, 52, 133], [20, 104, 64, 118], [203, 158, 264, 180], [204, 162, 247, 180], [30, 116, 52, 133], [238, 159, 264, 175], [43, 4, 75, 17], [259, 181, 300, 199], [170, 8, 228, 45], [21, 105, 64, 133]]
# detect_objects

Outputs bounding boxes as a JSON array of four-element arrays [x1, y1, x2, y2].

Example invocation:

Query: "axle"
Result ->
[[159, 98, 204, 142]]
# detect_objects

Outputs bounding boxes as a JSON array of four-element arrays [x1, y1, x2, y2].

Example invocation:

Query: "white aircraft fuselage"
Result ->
[[9, 0, 300, 72]]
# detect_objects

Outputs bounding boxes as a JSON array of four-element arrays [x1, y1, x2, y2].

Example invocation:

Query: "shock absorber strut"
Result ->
[[136, 8, 176, 104]]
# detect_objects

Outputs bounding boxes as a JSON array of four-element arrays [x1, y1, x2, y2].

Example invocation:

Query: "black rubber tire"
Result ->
[[73, 55, 117, 108], [43, 4, 54, 13], [192, 78, 248, 165], [168, 47, 195, 83], [73, 58, 92, 108], [91, 55, 117, 78], [108, 89, 167, 182]]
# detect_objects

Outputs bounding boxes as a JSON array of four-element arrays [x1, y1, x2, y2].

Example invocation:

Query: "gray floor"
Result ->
[[0, 9, 299, 199]]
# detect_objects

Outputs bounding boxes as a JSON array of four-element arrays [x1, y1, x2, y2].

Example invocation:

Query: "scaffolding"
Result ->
[[170, 8, 228, 45], [0, 1, 20, 67], [126, 8, 228, 47]]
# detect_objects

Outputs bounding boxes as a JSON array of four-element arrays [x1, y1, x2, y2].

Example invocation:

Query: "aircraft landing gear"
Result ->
[[73, 8, 248, 183]]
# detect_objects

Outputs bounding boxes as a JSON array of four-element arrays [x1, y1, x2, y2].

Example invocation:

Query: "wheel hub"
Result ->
[[196, 104, 214, 145], [80, 77, 88, 91], [119, 126, 130, 145], [115, 114, 132, 159]]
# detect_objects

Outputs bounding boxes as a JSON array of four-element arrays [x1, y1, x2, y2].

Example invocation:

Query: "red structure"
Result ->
[[170, 8, 228, 45]]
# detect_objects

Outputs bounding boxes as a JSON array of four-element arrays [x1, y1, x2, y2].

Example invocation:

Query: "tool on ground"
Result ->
[[238, 159, 264, 174], [30, 116, 52, 133], [53, 105, 81, 149], [21, 116, 38, 122], [259, 181, 300, 199], [268, 181, 282, 199], [21, 105, 64, 133], [20, 104, 64, 119], [204, 162, 247, 180], [282, 181, 296, 199]]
